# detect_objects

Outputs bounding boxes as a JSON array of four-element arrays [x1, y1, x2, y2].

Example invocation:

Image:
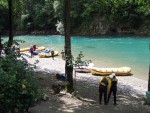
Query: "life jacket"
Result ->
[[61, 51, 64, 53], [100, 77, 108, 86], [111, 78, 118, 88]]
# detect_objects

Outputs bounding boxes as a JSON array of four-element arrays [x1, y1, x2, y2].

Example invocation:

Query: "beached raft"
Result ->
[[36, 46, 46, 51], [74, 63, 95, 73], [20, 47, 30, 52], [91, 67, 131, 76], [38, 51, 59, 58], [20, 46, 46, 52], [74, 67, 92, 73]]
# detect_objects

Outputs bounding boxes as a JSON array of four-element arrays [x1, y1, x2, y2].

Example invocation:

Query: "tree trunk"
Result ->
[[8, 0, 13, 47], [148, 43, 150, 91], [0, 30, 2, 55], [64, 0, 73, 93]]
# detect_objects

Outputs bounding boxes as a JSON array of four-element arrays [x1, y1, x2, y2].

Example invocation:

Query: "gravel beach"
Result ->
[[23, 54, 150, 113]]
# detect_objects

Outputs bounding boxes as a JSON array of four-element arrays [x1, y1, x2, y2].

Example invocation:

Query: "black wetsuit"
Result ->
[[99, 77, 108, 104], [51, 50, 54, 60], [107, 78, 118, 105]]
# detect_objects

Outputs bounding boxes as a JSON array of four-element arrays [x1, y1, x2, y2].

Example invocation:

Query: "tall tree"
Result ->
[[7, 0, 13, 47], [148, 44, 150, 91], [64, 0, 73, 93]]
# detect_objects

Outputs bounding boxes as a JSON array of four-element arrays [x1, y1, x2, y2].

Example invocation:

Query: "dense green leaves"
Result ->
[[0, 0, 150, 34], [0, 5, 9, 30], [0, 51, 38, 112]]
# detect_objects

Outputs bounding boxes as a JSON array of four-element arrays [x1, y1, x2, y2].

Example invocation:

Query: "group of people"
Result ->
[[99, 73, 118, 105], [50, 49, 65, 60], [29, 44, 56, 60]]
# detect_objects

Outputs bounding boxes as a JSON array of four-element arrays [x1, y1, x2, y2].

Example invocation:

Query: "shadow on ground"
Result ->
[[30, 71, 150, 113]]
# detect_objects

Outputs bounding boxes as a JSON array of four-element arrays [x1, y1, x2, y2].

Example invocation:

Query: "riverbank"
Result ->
[[25, 54, 148, 95], [23, 54, 150, 113], [7, 35, 149, 81], [2, 34, 150, 81]]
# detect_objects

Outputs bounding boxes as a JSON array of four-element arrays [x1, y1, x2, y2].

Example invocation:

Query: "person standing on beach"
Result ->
[[33, 44, 36, 51], [51, 50, 54, 60], [61, 50, 65, 60], [30, 45, 34, 58], [107, 73, 118, 105], [99, 76, 109, 105], [15, 44, 20, 56]]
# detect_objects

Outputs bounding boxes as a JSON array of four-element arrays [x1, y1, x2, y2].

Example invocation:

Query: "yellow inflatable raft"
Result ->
[[91, 67, 131, 76], [20, 47, 30, 52], [36, 46, 46, 51], [74, 63, 95, 73], [20, 46, 46, 52], [38, 51, 59, 58]]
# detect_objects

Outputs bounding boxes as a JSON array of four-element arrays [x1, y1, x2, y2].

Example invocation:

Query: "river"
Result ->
[[2, 35, 150, 80]]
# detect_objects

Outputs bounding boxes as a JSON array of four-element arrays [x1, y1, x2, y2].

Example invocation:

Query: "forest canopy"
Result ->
[[0, 0, 150, 35]]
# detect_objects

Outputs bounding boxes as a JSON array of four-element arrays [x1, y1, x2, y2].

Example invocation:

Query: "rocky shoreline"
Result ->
[[1, 29, 150, 37]]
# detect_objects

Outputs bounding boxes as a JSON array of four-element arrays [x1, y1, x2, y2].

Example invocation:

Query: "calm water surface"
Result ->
[[2, 35, 150, 80]]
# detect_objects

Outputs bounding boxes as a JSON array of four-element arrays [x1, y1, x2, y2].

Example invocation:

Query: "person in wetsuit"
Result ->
[[99, 76, 109, 105], [107, 73, 118, 105]]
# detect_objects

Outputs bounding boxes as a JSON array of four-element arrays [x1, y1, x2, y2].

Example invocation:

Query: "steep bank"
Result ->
[[1, 17, 150, 36], [73, 15, 150, 36]]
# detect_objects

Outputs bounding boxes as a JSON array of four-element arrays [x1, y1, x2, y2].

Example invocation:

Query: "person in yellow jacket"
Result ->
[[99, 76, 111, 105], [107, 73, 118, 105], [61, 50, 65, 60]]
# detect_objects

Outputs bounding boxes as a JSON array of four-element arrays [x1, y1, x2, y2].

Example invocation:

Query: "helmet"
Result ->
[[109, 73, 116, 78], [109, 74, 113, 79], [112, 73, 116, 77]]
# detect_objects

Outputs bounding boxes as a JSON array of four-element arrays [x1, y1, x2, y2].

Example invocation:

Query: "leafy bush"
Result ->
[[0, 51, 38, 113]]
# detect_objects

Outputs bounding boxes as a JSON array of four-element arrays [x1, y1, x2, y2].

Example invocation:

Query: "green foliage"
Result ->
[[54, 0, 63, 21], [65, 54, 74, 67], [0, 0, 150, 34], [65, 51, 92, 68], [0, 50, 38, 112], [74, 51, 92, 67], [75, 51, 84, 65], [21, 0, 56, 31], [0, 0, 8, 8], [0, 4, 9, 30]]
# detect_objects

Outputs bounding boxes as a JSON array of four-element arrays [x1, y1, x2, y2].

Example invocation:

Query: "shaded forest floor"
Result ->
[[30, 71, 150, 113]]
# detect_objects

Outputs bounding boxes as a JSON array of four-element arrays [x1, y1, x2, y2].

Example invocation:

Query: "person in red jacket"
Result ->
[[30, 45, 34, 58], [33, 45, 36, 51]]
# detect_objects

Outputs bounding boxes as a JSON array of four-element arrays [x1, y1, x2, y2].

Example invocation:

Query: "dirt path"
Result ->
[[29, 72, 150, 113]]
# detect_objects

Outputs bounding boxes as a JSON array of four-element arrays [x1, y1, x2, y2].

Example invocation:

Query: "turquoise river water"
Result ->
[[2, 35, 150, 80]]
